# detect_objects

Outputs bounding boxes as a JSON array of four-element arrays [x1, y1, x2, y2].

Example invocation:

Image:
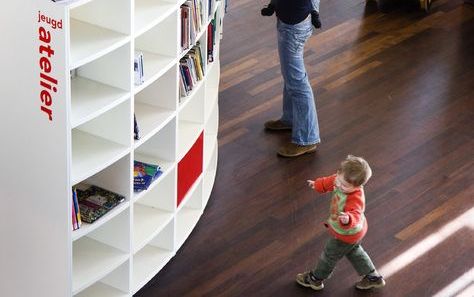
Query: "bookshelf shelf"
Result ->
[[67, 0, 96, 10], [176, 176, 203, 247], [132, 160, 175, 203], [178, 78, 206, 111], [71, 130, 130, 185], [70, 19, 130, 70], [71, 77, 130, 128], [177, 121, 203, 160], [176, 207, 202, 247], [75, 282, 129, 297], [132, 245, 174, 294], [135, 0, 178, 37], [135, 150, 175, 171], [203, 143, 218, 206], [133, 204, 174, 253], [204, 134, 217, 170], [135, 51, 177, 94], [203, 168, 217, 207], [134, 102, 175, 147], [205, 61, 220, 121], [3, 0, 223, 296], [134, 153, 174, 172], [177, 174, 203, 212], [72, 201, 130, 242], [73, 237, 129, 295]]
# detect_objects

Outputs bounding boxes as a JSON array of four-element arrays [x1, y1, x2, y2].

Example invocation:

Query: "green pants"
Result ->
[[312, 237, 376, 280]]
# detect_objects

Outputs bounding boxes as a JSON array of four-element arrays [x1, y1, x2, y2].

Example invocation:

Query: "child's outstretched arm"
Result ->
[[307, 174, 336, 193]]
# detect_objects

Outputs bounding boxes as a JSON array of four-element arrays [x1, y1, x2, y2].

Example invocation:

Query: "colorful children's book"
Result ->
[[134, 161, 163, 192]]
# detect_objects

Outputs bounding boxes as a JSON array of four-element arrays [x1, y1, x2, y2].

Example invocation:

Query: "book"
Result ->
[[72, 202, 78, 231], [75, 184, 125, 224], [208, 16, 217, 63], [179, 69, 189, 99], [134, 52, 144, 85], [134, 114, 140, 140], [181, 0, 204, 52], [134, 160, 163, 192], [72, 187, 82, 228]]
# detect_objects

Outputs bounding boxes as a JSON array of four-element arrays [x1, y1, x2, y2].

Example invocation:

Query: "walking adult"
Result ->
[[261, 0, 321, 157]]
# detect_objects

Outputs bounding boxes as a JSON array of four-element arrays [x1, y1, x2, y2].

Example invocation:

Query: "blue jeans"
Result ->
[[312, 0, 320, 12], [277, 17, 320, 145]]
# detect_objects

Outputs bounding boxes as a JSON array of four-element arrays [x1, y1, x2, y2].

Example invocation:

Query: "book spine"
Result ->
[[73, 188, 82, 228], [72, 200, 78, 231]]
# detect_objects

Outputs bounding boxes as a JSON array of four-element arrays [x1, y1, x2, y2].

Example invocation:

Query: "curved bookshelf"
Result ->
[[2, 0, 224, 296]]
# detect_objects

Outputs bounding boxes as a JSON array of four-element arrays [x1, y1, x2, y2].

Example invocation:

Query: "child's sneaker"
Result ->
[[355, 275, 386, 290], [296, 271, 324, 291]]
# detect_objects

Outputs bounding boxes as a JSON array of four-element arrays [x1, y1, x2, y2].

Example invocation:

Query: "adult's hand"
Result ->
[[261, 4, 275, 16], [311, 11, 321, 29]]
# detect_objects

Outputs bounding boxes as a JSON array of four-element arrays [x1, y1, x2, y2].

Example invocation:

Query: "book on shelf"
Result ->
[[72, 202, 78, 231], [208, 0, 213, 18], [73, 184, 125, 225], [208, 14, 217, 63], [179, 44, 205, 98], [134, 161, 163, 192], [134, 114, 140, 140], [181, 5, 192, 51], [134, 51, 144, 86], [72, 187, 82, 230], [179, 68, 189, 99], [181, 0, 204, 52]]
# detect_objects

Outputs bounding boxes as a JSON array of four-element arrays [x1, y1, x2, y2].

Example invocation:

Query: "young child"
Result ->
[[261, 0, 322, 29], [296, 155, 385, 290]]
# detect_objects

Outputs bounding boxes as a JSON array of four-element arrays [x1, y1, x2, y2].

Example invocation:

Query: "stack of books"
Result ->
[[72, 185, 125, 227], [179, 44, 205, 98], [181, 0, 204, 51], [134, 52, 144, 85], [134, 161, 163, 192]]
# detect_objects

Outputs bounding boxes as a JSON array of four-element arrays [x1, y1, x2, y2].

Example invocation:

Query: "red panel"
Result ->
[[177, 132, 204, 206]]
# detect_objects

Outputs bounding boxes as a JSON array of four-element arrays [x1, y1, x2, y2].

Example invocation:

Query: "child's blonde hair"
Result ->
[[339, 155, 372, 187]]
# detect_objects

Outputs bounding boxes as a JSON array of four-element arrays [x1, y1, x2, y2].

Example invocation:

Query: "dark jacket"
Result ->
[[273, 0, 313, 25]]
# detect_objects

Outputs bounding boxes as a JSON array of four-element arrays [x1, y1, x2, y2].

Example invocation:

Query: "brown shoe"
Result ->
[[264, 119, 292, 131], [355, 275, 386, 290], [277, 142, 317, 157], [296, 271, 324, 291]]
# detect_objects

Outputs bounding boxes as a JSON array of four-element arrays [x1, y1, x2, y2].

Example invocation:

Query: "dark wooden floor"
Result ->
[[136, 0, 474, 296]]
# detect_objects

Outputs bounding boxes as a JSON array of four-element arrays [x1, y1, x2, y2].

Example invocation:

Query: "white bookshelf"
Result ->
[[1, 0, 224, 296]]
